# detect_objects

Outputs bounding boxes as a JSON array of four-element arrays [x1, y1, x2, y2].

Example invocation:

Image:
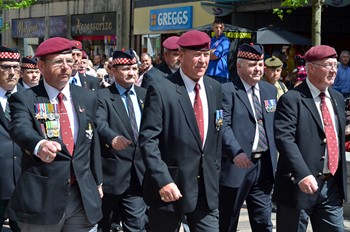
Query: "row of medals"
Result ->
[[35, 103, 61, 138]]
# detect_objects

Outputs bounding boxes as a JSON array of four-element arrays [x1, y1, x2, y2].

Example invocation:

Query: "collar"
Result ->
[[179, 68, 204, 92], [0, 86, 17, 97], [240, 78, 260, 93], [115, 82, 136, 96], [306, 78, 330, 100], [44, 79, 71, 102]]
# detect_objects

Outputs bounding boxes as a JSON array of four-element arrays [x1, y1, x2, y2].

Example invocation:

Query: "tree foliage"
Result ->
[[273, 0, 309, 20], [1, 0, 37, 10]]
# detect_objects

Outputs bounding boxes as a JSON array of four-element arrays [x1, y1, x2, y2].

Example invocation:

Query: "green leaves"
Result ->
[[1, 0, 37, 10], [273, 0, 309, 20]]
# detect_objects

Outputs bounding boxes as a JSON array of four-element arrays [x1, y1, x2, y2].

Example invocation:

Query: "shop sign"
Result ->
[[71, 13, 116, 36], [150, 6, 193, 31], [12, 18, 45, 38]]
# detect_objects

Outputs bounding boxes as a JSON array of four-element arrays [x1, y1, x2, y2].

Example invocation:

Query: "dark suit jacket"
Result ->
[[0, 84, 24, 200], [7, 82, 103, 225], [139, 70, 222, 213], [96, 85, 146, 195], [156, 62, 173, 76], [273, 81, 347, 209], [220, 78, 278, 188], [79, 73, 100, 91], [140, 66, 166, 89]]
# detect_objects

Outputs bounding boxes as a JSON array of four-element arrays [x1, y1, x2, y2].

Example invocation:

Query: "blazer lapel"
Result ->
[[234, 78, 255, 120], [202, 77, 215, 150], [173, 72, 203, 149], [109, 86, 135, 140], [299, 82, 324, 131]]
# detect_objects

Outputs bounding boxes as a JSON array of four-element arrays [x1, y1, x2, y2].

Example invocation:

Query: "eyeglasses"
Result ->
[[45, 58, 74, 67], [0, 64, 21, 73], [311, 62, 338, 70]]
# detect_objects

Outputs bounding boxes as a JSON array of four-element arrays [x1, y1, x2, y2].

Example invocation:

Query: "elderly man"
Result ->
[[19, 56, 41, 89], [137, 53, 165, 89], [157, 36, 180, 75], [263, 56, 288, 100], [273, 45, 347, 232], [139, 30, 222, 232], [333, 50, 350, 98], [219, 43, 278, 232], [0, 46, 23, 232], [6, 37, 103, 232], [96, 49, 147, 232]]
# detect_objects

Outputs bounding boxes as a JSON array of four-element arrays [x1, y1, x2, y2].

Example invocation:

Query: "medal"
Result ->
[[215, 110, 223, 131]]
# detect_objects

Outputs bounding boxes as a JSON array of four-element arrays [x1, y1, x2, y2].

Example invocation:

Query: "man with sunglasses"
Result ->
[[273, 45, 347, 232], [6, 37, 103, 232], [0, 45, 23, 232]]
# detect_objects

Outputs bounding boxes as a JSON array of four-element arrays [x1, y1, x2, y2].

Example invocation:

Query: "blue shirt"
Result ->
[[206, 34, 230, 79], [333, 64, 350, 95]]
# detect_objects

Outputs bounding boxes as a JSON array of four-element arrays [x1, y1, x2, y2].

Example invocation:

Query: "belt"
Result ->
[[320, 173, 333, 181]]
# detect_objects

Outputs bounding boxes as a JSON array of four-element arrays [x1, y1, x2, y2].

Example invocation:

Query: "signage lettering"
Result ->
[[150, 6, 193, 31], [71, 13, 116, 36]]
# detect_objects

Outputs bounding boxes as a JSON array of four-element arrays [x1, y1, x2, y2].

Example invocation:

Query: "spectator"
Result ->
[[333, 50, 350, 98], [264, 56, 288, 100]]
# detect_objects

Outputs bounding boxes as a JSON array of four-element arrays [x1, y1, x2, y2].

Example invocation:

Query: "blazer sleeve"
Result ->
[[9, 91, 44, 154], [139, 84, 174, 189], [221, 83, 244, 160]]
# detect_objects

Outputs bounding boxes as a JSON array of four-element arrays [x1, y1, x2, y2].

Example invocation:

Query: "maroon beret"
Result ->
[[82, 50, 88, 59], [71, 40, 82, 51], [177, 30, 210, 51], [163, 36, 180, 51], [21, 56, 38, 69], [237, 43, 264, 61], [304, 45, 337, 62], [0, 46, 20, 62], [35, 37, 72, 58]]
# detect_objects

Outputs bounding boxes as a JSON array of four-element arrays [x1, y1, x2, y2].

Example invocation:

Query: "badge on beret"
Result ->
[[215, 109, 223, 131], [264, 99, 276, 113]]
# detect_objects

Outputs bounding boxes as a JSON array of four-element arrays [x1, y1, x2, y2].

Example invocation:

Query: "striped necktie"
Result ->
[[252, 86, 268, 152], [5, 91, 12, 121], [125, 89, 139, 141]]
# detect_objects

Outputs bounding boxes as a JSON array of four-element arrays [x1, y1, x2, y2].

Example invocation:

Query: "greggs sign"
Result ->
[[150, 6, 193, 31]]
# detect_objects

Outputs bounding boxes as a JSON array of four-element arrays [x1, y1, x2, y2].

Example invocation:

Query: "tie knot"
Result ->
[[319, 92, 326, 99], [125, 89, 133, 97], [194, 83, 200, 93], [5, 91, 12, 98], [57, 92, 64, 102]]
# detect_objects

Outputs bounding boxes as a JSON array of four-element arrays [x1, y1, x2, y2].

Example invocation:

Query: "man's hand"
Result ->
[[298, 175, 318, 194], [159, 183, 183, 202], [38, 140, 61, 163], [111, 136, 132, 151], [233, 153, 253, 168]]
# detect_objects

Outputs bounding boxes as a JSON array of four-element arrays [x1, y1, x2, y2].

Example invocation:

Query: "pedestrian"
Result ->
[[263, 56, 288, 100], [157, 36, 180, 75], [6, 37, 103, 232], [273, 45, 347, 232], [19, 56, 41, 88], [332, 50, 350, 98], [219, 43, 278, 232], [137, 52, 165, 89], [0, 45, 23, 232], [206, 17, 230, 83], [139, 30, 223, 232], [96, 49, 147, 232]]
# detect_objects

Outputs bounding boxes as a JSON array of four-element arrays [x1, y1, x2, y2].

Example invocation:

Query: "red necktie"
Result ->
[[319, 92, 338, 175], [57, 92, 74, 155], [194, 83, 204, 143]]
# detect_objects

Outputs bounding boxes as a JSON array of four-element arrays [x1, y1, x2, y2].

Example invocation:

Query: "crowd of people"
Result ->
[[0, 17, 348, 232]]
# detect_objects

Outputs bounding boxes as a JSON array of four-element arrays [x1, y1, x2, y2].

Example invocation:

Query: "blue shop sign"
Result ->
[[150, 6, 193, 31]]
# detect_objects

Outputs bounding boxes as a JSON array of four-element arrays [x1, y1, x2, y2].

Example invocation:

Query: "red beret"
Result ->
[[177, 30, 210, 51], [71, 40, 82, 51], [0, 46, 20, 62], [163, 36, 180, 51], [35, 37, 72, 57], [304, 45, 337, 62], [82, 50, 88, 59]]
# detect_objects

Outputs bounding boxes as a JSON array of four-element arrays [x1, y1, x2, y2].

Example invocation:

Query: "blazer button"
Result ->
[[321, 156, 326, 160], [196, 176, 200, 180], [323, 138, 327, 143], [318, 172, 323, 177], [67, 178, 71, 184], [290, 177, 295, 181]]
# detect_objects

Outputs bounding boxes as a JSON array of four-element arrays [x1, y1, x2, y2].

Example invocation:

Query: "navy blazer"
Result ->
[[139, 70, 222, 213], [96, 85, 146, 195], [273, 81, 347, 209], [220, 78, 278, 188], [7, 82, 102, 225]]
